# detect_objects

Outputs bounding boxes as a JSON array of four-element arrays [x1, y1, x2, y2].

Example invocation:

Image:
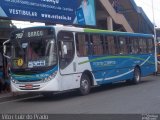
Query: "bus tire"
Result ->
[[132, 67, 141, 84], [79, 74, 91, 96]]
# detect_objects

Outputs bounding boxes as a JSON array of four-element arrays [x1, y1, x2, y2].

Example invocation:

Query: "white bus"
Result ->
[[3, 25, 156, 96]]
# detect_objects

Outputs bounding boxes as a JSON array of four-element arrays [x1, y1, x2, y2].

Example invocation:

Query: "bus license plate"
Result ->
[[25, 84, 33, 89]]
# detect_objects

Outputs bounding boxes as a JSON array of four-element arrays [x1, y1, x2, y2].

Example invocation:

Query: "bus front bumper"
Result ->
[[11, 79, 60, 92]]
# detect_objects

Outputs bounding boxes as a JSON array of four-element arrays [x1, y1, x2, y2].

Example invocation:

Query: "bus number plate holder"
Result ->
[[25, 84, 33, 89]]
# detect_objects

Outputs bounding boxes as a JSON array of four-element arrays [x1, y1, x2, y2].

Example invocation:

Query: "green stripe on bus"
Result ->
[[84, 28, 113, 33], [78, 56, 155, 65], [84, 28, 153, 37]]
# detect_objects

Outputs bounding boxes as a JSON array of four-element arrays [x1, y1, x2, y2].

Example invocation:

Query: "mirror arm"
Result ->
[[3, 39, 11, 59]]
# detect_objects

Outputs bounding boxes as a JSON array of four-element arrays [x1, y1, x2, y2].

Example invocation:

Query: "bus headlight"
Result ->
[[43, 71, 57, 83], [11, 77, 18, 84]]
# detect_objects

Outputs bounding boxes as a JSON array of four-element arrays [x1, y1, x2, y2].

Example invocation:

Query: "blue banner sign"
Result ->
[[0, 0, 96, 26]]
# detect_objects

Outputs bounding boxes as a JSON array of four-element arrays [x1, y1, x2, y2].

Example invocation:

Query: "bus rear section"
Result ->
[[75, 30, 156, 87]]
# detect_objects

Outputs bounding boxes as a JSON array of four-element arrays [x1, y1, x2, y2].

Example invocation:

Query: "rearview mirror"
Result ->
[[63, 45, 67, 55]]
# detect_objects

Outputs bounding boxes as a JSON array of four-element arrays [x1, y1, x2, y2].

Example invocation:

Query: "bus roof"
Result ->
[[54, 25, 153, 38], [17, 25, 154, 38]]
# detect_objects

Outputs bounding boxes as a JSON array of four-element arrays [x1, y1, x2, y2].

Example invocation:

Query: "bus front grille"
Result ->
[[19, 85, 41, 90]]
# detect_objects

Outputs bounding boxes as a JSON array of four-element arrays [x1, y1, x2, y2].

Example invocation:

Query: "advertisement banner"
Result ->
[[0, 0, 96, 26]]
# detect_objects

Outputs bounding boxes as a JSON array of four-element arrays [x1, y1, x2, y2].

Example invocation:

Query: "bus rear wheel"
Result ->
[[79, 74, 91, 95], [132, 67, 141, 84]]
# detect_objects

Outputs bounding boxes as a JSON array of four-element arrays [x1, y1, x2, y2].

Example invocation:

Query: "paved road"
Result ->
[[0, 75, 160, 114]]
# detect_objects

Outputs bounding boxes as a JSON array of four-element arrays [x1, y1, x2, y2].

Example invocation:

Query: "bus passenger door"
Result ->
[[58, 31, 77, 90]]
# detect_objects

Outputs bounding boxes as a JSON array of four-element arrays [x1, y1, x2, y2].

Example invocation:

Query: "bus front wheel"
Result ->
[[79, 74, 91, 95]]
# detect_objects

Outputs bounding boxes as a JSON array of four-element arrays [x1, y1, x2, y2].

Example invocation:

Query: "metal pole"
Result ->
[[151, 0, 158, 73]]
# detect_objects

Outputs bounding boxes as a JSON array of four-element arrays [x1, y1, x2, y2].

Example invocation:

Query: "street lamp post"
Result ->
[[151, 0, 156, 37], [151, 0, 158, 73]]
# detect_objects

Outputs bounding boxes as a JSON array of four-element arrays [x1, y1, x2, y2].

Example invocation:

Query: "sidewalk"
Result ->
[[0, 92, 13, 99], [0, 79, 36, 101]]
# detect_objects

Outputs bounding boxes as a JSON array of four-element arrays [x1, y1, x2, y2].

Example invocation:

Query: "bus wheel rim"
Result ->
[[81, 79, 89, 92], [135, 69, 140, 82]]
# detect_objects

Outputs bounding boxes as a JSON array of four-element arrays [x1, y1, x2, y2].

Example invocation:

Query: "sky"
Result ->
[[12, 0, 160, 28], [134, 0, 160, 28]]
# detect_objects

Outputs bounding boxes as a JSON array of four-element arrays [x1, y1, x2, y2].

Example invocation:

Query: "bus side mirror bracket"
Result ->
[[3, 39, 11, 59]]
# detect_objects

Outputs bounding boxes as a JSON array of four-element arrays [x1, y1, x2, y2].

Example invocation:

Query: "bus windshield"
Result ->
[[10, 28, 57, 71]]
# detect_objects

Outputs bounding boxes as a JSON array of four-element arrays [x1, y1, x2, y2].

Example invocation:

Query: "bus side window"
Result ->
[[90, 34, 104, 56], [76, 33, 89, 57], [114, 36, 120, 55], [131, 37, 139, 54], [139, 38, 147, 54], [105, 36, 116, 55], [104, 35, 109, 55], [143, 38, 148, 53], [58, 31, 74, 69], [147, 38, 154, 53], [118, 36, 128, 55], [127, 37, 133, 54]]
